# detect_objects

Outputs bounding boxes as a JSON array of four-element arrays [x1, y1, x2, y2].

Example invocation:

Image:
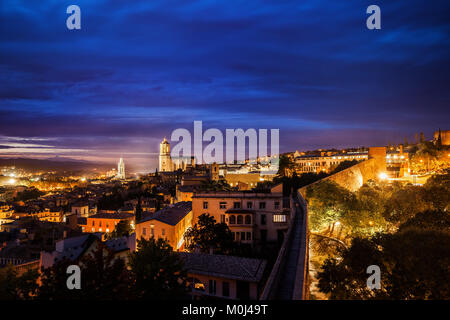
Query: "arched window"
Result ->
[[229, 215, 236, 224], [237, 215, 243, 224], [245, 215, 251, 225]]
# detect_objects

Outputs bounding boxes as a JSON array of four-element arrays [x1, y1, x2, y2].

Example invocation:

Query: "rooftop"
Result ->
[[178, 252, 266, 282], [138, 201, 192, 226], [88, 212, 134, 220]]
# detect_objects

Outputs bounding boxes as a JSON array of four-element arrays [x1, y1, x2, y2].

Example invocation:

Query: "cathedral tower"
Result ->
[[159, 138, 172, 172], [117, 157, 125, 179]]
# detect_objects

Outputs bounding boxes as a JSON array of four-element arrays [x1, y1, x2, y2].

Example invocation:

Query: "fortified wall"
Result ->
[[299, 147, 387, 195]]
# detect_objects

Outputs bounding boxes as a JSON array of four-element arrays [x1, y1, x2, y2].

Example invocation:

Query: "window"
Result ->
[[274, 201, 280, 210], [261, 214, 267, 225], [247, 202, 253, 209], [220, 214, 225, 223], [209, 280, 216, 295], [246, 232, 252, 241], [151, 226, 154, 236], [273, 214, 287, 223], [99, 221, 102, 227], [237, 215, 243, 224], [245, 215, 251, 225], [92, 220, 95, 226], [203, 201, 208, 209], [219, 202, 227, 209], [222, 282, 230, 297], [229, 215, 236, 224], [143, 227, 146, 236], [241, 232, 245, 240], [259, 202, 266, 209], [233, 202, 241, 209], [162, 228, 165, 236], [231, 232, 235, 240]]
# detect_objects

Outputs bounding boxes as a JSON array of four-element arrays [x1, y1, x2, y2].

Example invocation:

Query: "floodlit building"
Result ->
[[135, 201, 193, 250], [117, 157, 126, 179], [192, 184, 290, 245]]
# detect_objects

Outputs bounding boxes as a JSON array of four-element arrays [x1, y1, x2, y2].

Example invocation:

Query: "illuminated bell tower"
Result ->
[[159, 138, 172, 172], [117, 157, 125, 179]]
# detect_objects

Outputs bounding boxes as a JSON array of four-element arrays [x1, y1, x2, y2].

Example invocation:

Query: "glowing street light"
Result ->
[[8, 178, 16, 184], [378, 172, 388, 180]]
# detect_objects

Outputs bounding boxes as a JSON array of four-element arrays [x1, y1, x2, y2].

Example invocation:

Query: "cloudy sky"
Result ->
[[1, 0, 449, 171]]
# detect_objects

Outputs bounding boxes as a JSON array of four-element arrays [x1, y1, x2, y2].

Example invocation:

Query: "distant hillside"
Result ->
[[0, 157, 112, 173]]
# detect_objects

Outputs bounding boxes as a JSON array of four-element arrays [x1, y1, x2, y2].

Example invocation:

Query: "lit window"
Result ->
[[273, 214, 287, 223]]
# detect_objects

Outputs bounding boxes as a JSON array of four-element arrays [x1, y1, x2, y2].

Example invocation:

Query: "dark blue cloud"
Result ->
[[1, 0, 449, 170]]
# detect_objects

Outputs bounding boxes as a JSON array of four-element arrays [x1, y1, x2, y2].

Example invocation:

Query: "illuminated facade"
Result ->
[[117, 157, 126, 179]]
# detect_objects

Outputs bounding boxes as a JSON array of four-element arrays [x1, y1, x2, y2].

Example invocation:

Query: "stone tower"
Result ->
[[117, 157, 125, 179], [159, 138, 172, 172]]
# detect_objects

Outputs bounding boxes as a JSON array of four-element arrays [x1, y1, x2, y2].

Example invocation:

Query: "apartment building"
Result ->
[[192, 184, 290, 246], [135, 201, 192, 250]]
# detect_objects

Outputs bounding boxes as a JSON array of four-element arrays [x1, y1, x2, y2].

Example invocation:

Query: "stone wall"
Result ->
[[299, 147, 387, 195]]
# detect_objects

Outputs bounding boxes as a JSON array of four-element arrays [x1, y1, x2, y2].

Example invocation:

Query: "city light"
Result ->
[[378, 172, 388, 180], [8, 178, 16, 184]]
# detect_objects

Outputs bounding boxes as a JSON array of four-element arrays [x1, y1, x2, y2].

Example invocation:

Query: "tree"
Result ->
[[329, 160, 359, 174], [382, 185, 430, 225], [183, 213, 235, 254], [278, 154, 294, 177], [398, 210, 450, 233], [318, 228, 450, 299], [135, 197, 142, 223], [422, 171, 450, 211], [0, 265, 39, 300], [38, 245, 131, 300], [128, 237, 187, 299], [306, 180, 352, 235], [105, 219, 133, 239]]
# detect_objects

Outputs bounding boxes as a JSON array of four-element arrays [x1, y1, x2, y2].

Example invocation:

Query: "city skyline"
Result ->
[[1, 0, 450, 172]]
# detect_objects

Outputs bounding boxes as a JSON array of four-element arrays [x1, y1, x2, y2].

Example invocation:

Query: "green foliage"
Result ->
[[183, 213, 235, 254], [0, 265, 39, 300], [306, 180, 352, 233], [398, 210, 450, 233], [277, 154, 294, 176], [128, 237, 187, 299], [318, 228, 450, 299], [382, 185, 430, 224], [38, 246, 131, 300], [105, 219, 133, 240], [422, 171, 450, 211], [198, 179, 233, 192], [329, 160, 359, 174]]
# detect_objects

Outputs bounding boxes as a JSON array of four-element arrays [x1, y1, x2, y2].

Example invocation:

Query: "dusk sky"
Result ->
[[1, 0, 449, 172]]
